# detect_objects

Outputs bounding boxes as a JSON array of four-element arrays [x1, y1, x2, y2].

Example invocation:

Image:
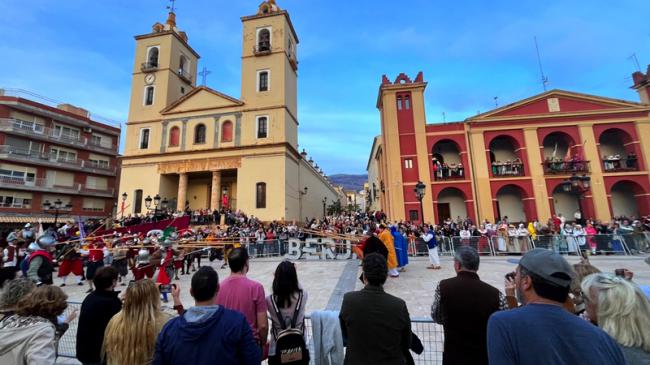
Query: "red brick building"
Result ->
[[0, 89, 120, 225]]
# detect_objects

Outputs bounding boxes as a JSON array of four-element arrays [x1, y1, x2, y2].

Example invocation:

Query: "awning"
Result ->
[[0, 216, 75, 224]]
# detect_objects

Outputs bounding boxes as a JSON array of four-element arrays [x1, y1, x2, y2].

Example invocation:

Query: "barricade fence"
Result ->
[[58, 303, 444, 365], [226, 233, 644, 260]]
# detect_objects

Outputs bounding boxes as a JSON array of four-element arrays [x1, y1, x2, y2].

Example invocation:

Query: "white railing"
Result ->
[[0, 145, 116, 174], [0, 118, 115, 152], [0, 175, 114, 196]]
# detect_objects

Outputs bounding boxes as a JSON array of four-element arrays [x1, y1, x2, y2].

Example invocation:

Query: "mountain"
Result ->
[[329, 174, 367, 192]]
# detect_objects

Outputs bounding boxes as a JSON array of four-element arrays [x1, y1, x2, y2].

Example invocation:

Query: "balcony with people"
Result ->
[[431, 139, 465, 181], [598, 128, 640, 172], [488, 135, 525, 177], [540, 132, 590, 174]]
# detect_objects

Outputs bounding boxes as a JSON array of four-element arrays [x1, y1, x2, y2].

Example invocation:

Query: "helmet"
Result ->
[[36, 235, 56, 248], [162, 239, 172, 248], [137, 249, 150, 265], [22, 230, 34, 239]]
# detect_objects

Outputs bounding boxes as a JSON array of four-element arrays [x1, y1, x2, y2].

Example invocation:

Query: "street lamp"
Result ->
[[43, 198, 72, 226], [322, 197, 327, 217], [561, 174, 591, 218], [414, 181, 426, 224], [144, 194, 166, 222]]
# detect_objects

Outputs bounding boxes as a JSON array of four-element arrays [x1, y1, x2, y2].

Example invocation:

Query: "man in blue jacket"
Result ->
[[153, 266, 260, 365]]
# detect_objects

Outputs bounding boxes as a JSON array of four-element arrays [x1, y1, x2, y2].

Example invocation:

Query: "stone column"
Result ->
[[210, 171, 221, 210], [178, 173, 188, 211]]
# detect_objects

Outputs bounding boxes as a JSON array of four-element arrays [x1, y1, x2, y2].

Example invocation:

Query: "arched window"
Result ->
[[258, 29, 271, 52], [147, 47, 159, 68], [194, 124, 206, 144], [256, 182, 266, 208], [221, 121, 233, 142], [169, 126, 180, 147]]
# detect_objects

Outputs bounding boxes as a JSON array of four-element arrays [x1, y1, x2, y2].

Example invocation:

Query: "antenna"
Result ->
[[442, 112, 446, 122], [167, 0, 177, 12], [628, 53, 641, 72], [534, 36, 549, 91], [494, 96, 499, 107]]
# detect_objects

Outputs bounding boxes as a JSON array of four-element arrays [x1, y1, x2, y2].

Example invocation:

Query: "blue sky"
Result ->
[[1, 0, 649, 174]]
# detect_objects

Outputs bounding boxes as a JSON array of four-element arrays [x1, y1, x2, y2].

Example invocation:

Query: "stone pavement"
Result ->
[[59, 254, 650, 317], [55, 253, 650, 364]]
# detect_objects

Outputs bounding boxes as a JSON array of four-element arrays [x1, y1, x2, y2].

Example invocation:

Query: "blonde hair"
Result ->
[[581, 273, 650, 351], [103, 279, 169, 365]]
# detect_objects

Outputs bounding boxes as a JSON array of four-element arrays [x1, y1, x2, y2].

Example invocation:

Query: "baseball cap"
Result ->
[[519, 248, 575, 287]]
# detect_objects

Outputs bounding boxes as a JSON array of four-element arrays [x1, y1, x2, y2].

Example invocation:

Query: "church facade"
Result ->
[[369, 69, 650, 225], [119, 1, 339, 221]]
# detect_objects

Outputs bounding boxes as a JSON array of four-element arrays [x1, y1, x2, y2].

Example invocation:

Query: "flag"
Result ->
[[552, 142, 558, 159], [565, 143, 572, 161], [37, 219, 44, 237], [78, 217, 86, 240]]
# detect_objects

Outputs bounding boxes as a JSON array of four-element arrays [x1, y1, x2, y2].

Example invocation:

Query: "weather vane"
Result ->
[[167, 0, 177, 13]]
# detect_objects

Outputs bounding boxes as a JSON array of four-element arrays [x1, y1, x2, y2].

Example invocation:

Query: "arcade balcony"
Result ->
[[542, 159, 590, 175], [602, 154, 638, 172]]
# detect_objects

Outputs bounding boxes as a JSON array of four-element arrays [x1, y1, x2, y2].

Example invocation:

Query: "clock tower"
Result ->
[[126, 11, 200, 123]]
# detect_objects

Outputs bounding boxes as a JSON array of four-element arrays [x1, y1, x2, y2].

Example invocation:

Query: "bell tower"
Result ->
[[127, 10, 200, 123], [240, 1, 299, 143]]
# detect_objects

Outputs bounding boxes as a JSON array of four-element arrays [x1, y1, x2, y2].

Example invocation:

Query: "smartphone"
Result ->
[[505, 272, 516, 281], [159, 284, 176, 294], [614, 269, 626, 278]]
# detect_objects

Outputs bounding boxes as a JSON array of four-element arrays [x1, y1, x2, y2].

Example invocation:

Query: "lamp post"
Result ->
[[144, 194, 168, 221], [120, 192, 128, 219], [561, 174, 591, 219], [414, 181, 426, 224], [322, 197, 327, 217], [43, 198, 72, 226]]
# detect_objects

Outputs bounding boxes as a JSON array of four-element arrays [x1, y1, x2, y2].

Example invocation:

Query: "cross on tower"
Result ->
[[167, 0, 177, 13], [199, 66, 212, 86]]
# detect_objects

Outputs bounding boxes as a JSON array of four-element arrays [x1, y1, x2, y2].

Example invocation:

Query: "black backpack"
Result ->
[[269, 290, 309, 365]]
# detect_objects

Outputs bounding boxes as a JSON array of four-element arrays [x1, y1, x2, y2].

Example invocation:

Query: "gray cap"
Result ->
[[519, 248, 575, 287]]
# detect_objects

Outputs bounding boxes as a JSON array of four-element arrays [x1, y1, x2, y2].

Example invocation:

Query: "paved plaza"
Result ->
[[54, 253, 649, 364], [60, 254, 650, 317]]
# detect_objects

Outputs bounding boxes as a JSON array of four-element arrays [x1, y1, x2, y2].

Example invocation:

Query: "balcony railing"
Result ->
[[491, 161, 524, 177], [0, 176, 114, 197], [0, 145, 116, 175], [141, 62, 158, 72], [254, 43, 272, 55], [0, 119, 115, 153], [432, 164, 466, 181], [602, 156, 639, 172], [542, 160, 590, 174]]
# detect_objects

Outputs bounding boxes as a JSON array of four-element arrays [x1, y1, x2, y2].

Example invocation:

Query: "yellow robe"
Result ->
[[378, 229, 398, 270]]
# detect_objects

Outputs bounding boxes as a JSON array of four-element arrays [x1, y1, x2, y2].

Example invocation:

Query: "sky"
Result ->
[[1, 0, 649, 174]]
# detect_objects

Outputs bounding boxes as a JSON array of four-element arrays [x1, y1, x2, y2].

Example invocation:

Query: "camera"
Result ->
[[158, 284, 176, 294]]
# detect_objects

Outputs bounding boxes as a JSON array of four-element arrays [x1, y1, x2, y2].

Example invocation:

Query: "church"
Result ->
[[118, 1, 339, 221]]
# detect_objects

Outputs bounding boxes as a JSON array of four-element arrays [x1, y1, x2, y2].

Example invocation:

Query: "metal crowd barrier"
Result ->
[[451, 236, 494, 256], [58, 302, 81, 359], [58, 304, 444, 365], [303, 315, 444, 365]]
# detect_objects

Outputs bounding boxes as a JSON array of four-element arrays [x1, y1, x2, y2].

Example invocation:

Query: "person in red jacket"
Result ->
[[81, 240, 106, 293]]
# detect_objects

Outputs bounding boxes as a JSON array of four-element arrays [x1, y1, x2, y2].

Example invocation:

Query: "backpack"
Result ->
[[269, 290, 309, 365]]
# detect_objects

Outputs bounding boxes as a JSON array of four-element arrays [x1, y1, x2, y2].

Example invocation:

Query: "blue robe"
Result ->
[[391, 227, 409, 268]]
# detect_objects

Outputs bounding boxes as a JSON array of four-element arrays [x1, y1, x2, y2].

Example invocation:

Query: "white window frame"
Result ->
[[50, 147, 77, 162], [404, 159, 413, 169], [146, 46, 160, 66], [256, 26, 272, 49], [257, 69, 271, 92], [255, 115, 269, 139], [143, 86, 155, 106], [139, 128, 151, 150], [53, 124, 80, 140]]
